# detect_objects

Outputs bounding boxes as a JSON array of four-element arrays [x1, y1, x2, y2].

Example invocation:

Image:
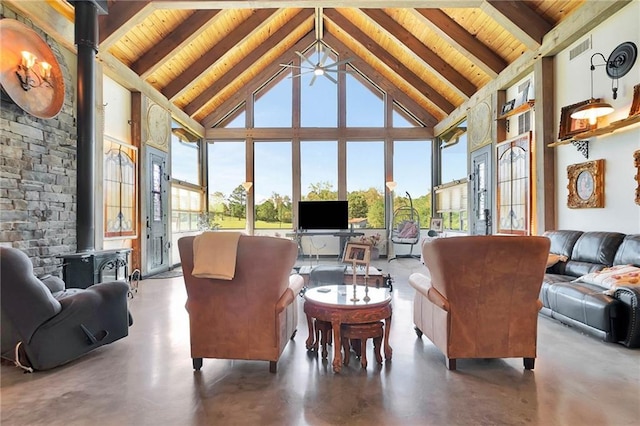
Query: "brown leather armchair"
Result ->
[[178, 235, 304, 373], [409, 235, 550, 371]]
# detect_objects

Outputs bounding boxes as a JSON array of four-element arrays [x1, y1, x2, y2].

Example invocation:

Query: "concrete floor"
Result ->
[[2, 258, 639, 425]]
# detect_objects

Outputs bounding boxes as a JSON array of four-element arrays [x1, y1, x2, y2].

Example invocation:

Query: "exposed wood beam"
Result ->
[[435, 0, 631, 134], [98, 1, 154, 49], [324, 9, 455, 115], [361, 9, 476, 99], [133, 9, 222, 78], [162, 8, 279, 101], [482, 0, 552, 50], [411, 8, 506, 78], [4, 0, 76, 52], [98, 51, 204, 137], [201, 32, 317, 128], [149, 1, 483, 9], [323, 33, 438, 127], [186, 9, 314, 118], [205, 127, 434, 140]]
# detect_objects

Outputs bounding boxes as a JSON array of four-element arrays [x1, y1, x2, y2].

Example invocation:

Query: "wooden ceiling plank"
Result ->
[[201, 32, 317, 128], [482, 1, 552, 50], [149, 1, 483, 10], [133, 10, 222, 78], [323, 33, 439, 127], [162, 8, 278, 100], [186, 9, 313, 118], [361, 9, 476, 99], [324, 9, 454, 115], [435, 0, 631, 134], [99, 1, 154, 48], [412, 8, 505, 78]]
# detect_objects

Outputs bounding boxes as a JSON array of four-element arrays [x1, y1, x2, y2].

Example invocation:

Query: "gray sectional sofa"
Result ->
[[541, 230, 640, 348]]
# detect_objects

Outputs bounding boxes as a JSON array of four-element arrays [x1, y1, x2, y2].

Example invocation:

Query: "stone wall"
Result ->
[[0, 6, 77, 276]]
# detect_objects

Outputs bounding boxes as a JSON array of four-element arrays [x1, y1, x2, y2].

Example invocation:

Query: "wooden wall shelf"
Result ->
[[497, 100, 535, 120], [548, 114, 640, 147]]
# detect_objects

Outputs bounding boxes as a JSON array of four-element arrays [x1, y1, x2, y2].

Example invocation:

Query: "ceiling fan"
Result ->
[[279, 8, 354, 86]]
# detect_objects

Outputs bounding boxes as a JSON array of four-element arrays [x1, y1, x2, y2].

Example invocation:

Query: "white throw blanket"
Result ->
[[192, 231, 242, 280]]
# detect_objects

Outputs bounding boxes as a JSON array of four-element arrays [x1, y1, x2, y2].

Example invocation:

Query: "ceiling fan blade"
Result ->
[[323, 73, 338, 84], [296, 51, 316, 68], [326, 58, 353, 68], [309, 74, 318, 86], [280, 64, 315, 70], [319, 45, 330, 67], [288, 70, 317, 78]]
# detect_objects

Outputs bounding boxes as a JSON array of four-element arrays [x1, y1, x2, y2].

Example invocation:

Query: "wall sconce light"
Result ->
[[241, 181, 253, 192], [571, 41, 637, 125], [385, 181, 397, 191], [16, 50, 53, 91]]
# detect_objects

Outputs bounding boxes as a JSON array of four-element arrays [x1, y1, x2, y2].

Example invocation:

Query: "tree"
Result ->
[[305, 182, 337, 200], [228, 185, 246, 219], [347, 192, 368, 219], [209, 191, 227, 221], [256, 199, 277, 222]]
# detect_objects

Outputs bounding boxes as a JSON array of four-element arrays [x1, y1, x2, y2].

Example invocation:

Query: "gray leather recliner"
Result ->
[[0, 247, 131, 371]]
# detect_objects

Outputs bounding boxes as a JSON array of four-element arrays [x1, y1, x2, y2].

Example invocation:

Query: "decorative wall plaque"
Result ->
[[145, 102, 170, 152], [468, 99, 492, 150]]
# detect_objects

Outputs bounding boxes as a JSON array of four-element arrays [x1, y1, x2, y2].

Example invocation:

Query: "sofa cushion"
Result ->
[[563, 232, 626, 277], [614, 235, 640, 267], [545, 230, 583, 258], [544, 281, 621, 333]]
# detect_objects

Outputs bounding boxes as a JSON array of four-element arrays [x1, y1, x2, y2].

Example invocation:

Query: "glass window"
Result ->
[[301, 141, 337, 200], [254, 73, 292, 128], [441, 120, 468, 184], [346, 70, 384, 127], [392, 102, 420, 128], [208, 141, 246, 230], [171, 131, 199, 184], [219, 105, 246, 128], [170, 185, 202, 233], [393, 141, 432, 228], [347, 141, 384, 229], [104, 137, 137, 238], [497, 133, 530, 235], [301, 48, 338, 127], [254, 141, 292, 229]]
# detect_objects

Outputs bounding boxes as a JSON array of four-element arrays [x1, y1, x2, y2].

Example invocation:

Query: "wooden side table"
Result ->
[[341, 321, 384, 368], [304, 285, 392, 373]]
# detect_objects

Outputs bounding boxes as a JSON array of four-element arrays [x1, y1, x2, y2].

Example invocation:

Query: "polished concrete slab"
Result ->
[[2, 258, 639, 425]]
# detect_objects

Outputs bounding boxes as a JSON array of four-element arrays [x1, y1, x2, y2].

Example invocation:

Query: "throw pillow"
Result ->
[[546, 253, 568, 268], [398, 221, 418, 238], [574, 265, 640, 293]]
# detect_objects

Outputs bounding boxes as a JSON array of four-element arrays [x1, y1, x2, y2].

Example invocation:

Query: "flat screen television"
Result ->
[[298, 200, 349, 231]]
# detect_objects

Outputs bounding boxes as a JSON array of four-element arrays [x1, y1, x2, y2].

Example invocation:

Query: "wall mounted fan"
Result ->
[[279, 8, 353, 86]]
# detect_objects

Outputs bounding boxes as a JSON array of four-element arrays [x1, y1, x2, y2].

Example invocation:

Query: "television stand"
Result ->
[[285, 230, 365, 259]]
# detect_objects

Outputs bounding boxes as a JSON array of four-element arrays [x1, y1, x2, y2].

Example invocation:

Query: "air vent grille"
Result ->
[[570, 37, 591, 60]]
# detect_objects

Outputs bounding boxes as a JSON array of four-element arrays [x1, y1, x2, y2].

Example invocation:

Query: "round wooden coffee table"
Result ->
[[304, 285, 392, 373]]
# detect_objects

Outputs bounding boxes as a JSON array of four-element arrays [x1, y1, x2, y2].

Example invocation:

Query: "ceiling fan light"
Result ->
[[570, 98, 614, 124], [314, 68, 324, 76]]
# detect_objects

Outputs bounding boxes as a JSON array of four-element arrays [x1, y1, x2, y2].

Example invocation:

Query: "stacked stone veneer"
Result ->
[[0, 6, 77, 276]]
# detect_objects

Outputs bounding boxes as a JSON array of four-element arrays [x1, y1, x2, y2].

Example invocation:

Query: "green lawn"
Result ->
[[212, 215, 292, 230]]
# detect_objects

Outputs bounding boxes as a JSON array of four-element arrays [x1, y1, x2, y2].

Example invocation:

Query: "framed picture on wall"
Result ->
[[567, 159, 604, 208], [629, 84, 640, 117], [558, 100, 599, 140], [634, 150, 640, 205]]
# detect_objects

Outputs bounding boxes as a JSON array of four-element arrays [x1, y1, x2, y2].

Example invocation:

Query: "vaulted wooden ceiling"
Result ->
[[96, 0, 587, 131]]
